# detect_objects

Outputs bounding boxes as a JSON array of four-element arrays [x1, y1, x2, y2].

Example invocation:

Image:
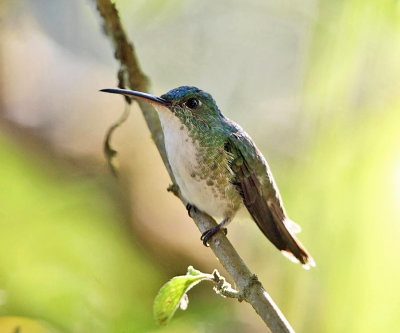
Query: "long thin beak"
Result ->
[[100, 88, 170, 106]]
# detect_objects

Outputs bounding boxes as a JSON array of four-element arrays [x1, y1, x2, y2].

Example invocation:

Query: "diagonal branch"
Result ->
[[94, 1, 295, 332]]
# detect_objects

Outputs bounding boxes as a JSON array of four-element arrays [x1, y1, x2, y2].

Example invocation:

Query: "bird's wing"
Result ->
[[225, 130, 315, 268]]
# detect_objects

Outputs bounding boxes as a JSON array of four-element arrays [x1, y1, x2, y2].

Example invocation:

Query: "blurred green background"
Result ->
[[1, 0, 400, 332]]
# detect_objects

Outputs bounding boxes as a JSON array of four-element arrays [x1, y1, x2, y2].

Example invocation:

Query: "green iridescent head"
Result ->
[[160, 86, 222, 118], [100, 86, 224, 122]]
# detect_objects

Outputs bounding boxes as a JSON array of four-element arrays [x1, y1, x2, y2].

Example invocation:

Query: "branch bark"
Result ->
[[94, 1, 295, 332]]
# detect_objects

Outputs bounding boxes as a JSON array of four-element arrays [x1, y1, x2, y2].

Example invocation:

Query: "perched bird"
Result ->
[[101, 86, 315, 269]]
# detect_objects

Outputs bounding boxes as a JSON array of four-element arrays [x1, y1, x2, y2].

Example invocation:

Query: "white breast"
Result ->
[[155, 106, 232, 218]]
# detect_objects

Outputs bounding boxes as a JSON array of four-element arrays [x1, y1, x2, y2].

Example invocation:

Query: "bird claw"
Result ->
[[200, 226, 228, 246], [200, 228, 214, 247], [186, 203, 198, 217]]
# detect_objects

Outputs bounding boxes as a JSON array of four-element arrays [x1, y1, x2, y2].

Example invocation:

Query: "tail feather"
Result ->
[[268, 200, 315, 268], [252, 210, 315, 268], [242, 185, 315, 268]]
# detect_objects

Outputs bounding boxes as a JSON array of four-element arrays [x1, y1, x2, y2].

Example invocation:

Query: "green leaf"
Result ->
[[153, 266, 212, 325]]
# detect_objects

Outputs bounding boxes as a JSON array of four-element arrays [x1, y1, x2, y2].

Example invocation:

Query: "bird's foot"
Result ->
[[200, 226, 228, 247], [186, 203, 198, 217]]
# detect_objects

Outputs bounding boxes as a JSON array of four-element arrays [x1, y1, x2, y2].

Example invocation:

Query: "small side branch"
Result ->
[[94, 1, 294, 332], [211, 269, 242, 301]]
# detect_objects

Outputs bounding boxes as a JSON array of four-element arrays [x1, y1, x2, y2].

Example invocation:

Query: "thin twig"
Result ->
[[94, 1, 295, 332], [103, 103, 130, 176]]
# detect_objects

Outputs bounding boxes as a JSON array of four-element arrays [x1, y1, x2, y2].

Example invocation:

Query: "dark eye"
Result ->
[[186, 97, 199, 109]]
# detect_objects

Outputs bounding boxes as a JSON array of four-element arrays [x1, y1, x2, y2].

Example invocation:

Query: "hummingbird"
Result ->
[[101, 86, 315, 269]]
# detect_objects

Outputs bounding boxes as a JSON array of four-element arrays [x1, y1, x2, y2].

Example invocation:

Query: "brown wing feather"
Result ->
[[226, 135, 315, 268]]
